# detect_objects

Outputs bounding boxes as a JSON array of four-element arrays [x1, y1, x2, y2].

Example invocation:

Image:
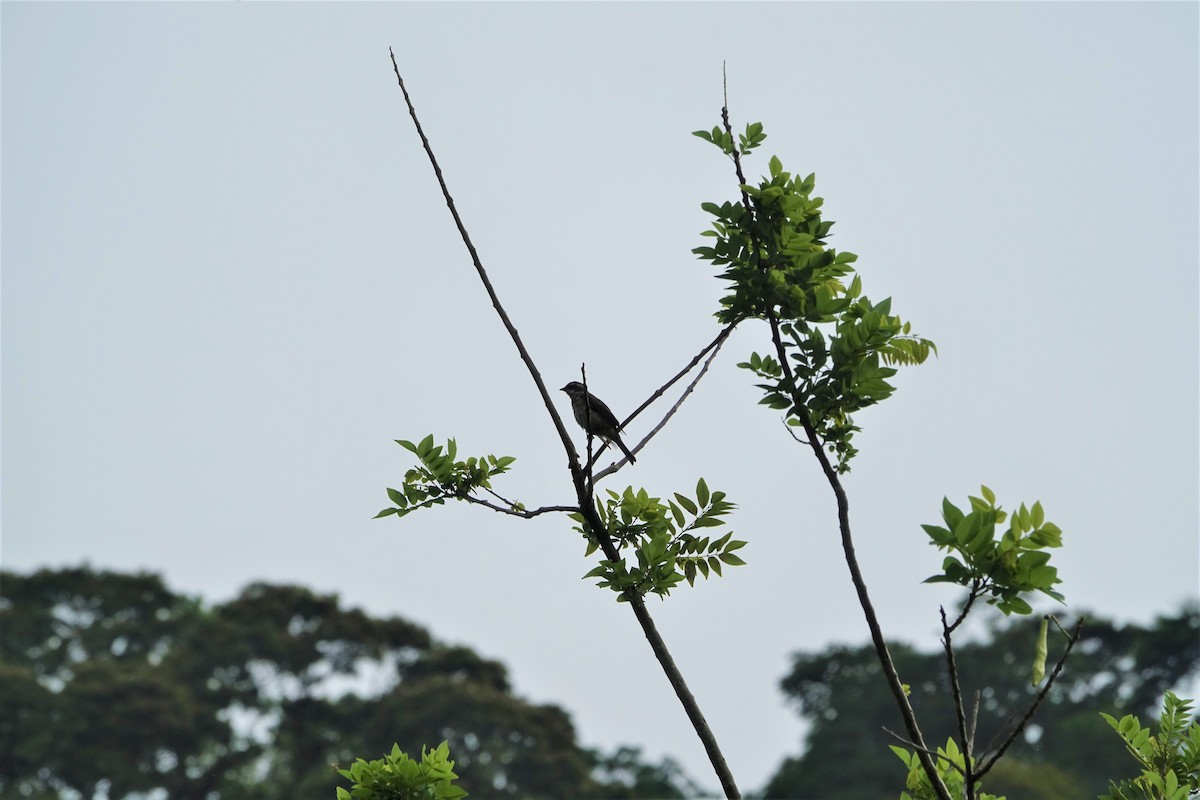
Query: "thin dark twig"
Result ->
[[624, 322, 739, 428], [782, 418, 814, 447], [464, 495, 578, 519], [974, 617, 1086, 780], [946, 585, 982, 635], [581, 365, 596, 498], [389, 53, 740, 799], [969, 690, 981, 755], [721, 63, 751, 208], [593, 329, 727, 482], [388, 50, 580, 466], [881, 728, 966, 777], [940, 605, 975, 797]]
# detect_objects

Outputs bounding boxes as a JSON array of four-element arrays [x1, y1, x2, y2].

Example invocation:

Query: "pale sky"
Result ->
[[3, 2, 1197, 793]]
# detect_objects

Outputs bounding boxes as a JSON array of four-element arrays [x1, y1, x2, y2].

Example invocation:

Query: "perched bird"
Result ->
[[560, 381, 637, 463]]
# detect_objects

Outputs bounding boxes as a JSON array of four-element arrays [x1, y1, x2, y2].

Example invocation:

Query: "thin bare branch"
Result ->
[[941, 605, 975, 797], [881, 728, 966, 777], [969, 690, 981, 755], [388, 50, 581, 469], [946, 584, 982, 635], [464, 495, 577, 519], [592, 328, 728, 482], [583, 321, 738, 472], [627, 322, 739, 429], [782, 418, 814, 447], [581, 365, 597, 498]]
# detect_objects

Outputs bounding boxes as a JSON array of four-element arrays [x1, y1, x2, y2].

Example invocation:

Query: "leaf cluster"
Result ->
[[376, 435, 517, 519], [890, 739, 1004, 800], [695, 124, 934, 471], [575, 479, 747, 601], [1100, 692, 1200, 800], [336, 741, 466, 800], [692, 120, 767, 158], [921, 486, 1065, 616]]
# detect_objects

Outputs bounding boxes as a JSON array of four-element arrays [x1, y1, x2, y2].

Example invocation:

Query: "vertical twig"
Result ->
[[941, 605, 975, 798]]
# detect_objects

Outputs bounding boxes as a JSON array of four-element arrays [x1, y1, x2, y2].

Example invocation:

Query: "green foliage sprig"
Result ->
[[694, 123, 935, 471], [336, 741, 467, 800], [575, 479, 746, 601], [375, 435, 518, 518], [693, 120, 767, 158], [1100, 692, 1200, 800], [921, 485, 1065, 616], [890, 739, 1004, 800]]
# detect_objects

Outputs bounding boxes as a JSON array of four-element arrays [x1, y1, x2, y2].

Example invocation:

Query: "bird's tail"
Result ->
[[614, 435, 637, 464]]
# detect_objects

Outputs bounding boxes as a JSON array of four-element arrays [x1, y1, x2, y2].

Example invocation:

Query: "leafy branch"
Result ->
[[577, 479, 746, 601], [375, 436, 521, 518], [922, 486, 1065, 616], [694, 95, 1082, 799], [695, 106, 952, 798], [1100, 692, 1200, 800], [336, 741, 467, 800]]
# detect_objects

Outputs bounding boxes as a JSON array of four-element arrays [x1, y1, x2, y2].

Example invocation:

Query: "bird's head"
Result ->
[[560, 381, 586, 395]]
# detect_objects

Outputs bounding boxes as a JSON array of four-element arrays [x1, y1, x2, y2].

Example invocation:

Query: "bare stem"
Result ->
[[464, 495, 578, 519], [593, 329, 731, 482], [882, 727, 966, 777], [940, 605, 975, 798], [586, 322, 737, 472]]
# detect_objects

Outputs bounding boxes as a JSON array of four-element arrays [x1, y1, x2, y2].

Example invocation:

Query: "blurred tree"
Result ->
[[0, 566, 698, 799], [761, 603, 1199, 800]]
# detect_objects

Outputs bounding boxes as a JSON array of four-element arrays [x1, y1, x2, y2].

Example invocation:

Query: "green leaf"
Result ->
[[922, 524, 953, 546], [942, 497, 964, 530], [417, 434, 435, 457], [1017, 503, 1032, 532], [696, 477, 711, 508], [674, 493, 698, 515], [668, 501, 685, 528], [1031, 500, 1045, 528], [374, 507, 400, 518], [718, 552, 746, 566], [953, 513, 979, 546]]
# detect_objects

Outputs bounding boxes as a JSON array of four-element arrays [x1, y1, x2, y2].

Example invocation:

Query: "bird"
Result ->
[[560, 381, 637, 463]]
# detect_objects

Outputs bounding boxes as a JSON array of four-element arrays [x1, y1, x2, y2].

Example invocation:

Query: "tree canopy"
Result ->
[[762, 603, 1200, 799], [0, 566, 700, 799]]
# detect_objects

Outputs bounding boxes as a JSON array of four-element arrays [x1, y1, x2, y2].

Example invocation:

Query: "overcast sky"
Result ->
[[3, 2, 1197, 794]]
